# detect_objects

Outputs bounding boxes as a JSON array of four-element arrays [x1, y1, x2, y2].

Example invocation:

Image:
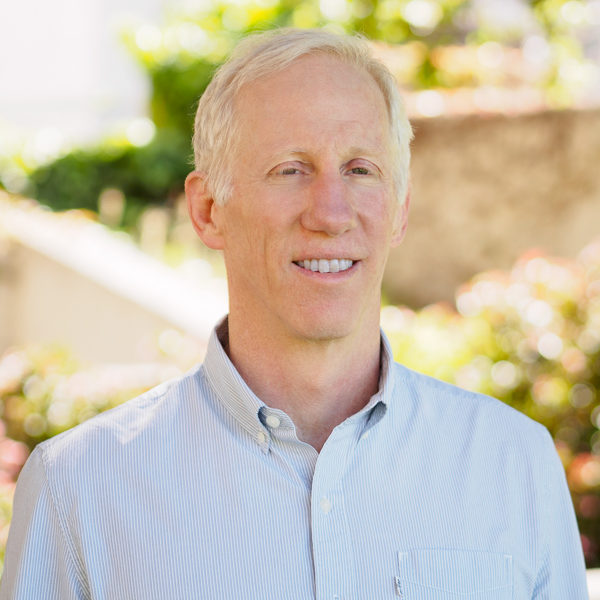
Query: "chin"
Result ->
[[272, 294, 381, 344]]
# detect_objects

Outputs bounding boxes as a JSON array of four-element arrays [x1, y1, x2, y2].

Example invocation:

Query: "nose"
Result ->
[[300, 173, 357, 236]]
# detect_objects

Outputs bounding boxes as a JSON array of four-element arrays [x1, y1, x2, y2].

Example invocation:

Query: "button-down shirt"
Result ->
[[0, 320, 588, 599]]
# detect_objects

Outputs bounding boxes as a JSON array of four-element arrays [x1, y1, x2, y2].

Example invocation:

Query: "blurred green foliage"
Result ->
[[127, 0, 472, 137], [23, 0, 595, 223], [29, 129, 191, 221], [0, 484, 15, 576], [0, 346, 160, 452]]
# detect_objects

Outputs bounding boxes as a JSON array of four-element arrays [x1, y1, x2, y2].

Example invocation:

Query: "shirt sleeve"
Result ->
[[0, 447, 86, 600], [532, 429, 589, 599]]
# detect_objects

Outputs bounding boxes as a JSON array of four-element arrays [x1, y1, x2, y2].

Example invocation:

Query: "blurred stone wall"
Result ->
[[384, 108, 600, 307]]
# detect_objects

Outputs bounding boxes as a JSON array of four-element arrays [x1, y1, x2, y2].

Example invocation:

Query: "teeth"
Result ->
[[295, 259, 354, 273], [319, 259, 329, 273]]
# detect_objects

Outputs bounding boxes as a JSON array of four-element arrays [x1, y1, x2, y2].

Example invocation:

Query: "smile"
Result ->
[[294, 259, 354, 273]]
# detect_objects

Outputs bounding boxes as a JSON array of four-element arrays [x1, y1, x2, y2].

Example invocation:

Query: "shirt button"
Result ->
[[266, 415, 280, 428], [257, 431, 266, 444], [320, 497, 332, 514]]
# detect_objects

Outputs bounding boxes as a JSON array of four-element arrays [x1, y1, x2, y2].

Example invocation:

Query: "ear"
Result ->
[[185, 171, 225, 250], [390, 187, 410, 248]]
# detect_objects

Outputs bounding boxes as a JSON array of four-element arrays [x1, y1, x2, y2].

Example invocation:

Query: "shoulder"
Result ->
[[390, 362, 550, 450], [36, 363, 211, 472]]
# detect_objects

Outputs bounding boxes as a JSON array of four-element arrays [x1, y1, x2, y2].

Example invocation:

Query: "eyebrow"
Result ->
[[272, 146, 384, 162]]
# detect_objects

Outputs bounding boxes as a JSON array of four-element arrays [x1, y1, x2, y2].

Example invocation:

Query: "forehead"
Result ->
[[232, 54, 391, 154]]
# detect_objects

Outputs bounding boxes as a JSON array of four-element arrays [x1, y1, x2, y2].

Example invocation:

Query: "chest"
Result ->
[[72, 435, 535, 599]]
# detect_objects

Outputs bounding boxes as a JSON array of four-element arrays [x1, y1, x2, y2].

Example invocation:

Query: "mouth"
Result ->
[[293, 259, 355, 274]]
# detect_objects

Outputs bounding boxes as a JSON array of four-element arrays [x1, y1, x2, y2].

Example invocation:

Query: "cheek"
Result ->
[[220, 209, 258, 268], [222, 207, 280, 271], [361, 195, 397, 234]]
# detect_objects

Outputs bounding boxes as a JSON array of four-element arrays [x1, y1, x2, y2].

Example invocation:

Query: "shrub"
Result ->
[[0, 345, 179, 451], [27, 129, 191, 226], [0, 483, 16, 577], [0, 424, 28, 577]]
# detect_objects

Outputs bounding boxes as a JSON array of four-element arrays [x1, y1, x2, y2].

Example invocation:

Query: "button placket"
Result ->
[[311, 427, 357, 600]]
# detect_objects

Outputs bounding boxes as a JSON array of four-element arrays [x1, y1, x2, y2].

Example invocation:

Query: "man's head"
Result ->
[[187, 28, 412, 345], [192, 28, 412, 207]]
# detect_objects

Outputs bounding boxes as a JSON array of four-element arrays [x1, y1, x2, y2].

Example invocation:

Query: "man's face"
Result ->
[[210, 53, 408, 343]]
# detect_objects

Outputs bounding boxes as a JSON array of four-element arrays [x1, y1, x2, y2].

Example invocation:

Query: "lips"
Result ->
[[294, 259, 354, 273]]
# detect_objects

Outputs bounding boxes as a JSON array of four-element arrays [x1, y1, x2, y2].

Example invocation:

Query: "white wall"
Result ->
[[0, 0, 165, 144]]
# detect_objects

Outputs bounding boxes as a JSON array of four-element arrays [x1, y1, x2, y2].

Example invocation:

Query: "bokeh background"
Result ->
[[1, 0, 600, 583]]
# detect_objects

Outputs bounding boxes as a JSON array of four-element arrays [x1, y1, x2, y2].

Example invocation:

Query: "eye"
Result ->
[[343, 156, 381, 180], [350, 166, 370, 175], [345, 160, 379, 177], [269, 161, 308, 177]]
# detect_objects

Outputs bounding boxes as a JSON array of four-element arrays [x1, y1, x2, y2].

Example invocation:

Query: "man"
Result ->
[[1, 28, 588, 599]]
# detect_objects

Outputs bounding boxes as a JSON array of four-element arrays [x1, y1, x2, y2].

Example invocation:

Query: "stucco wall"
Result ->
[[0, 197, 228, 363], [384, 108, 600, 306]]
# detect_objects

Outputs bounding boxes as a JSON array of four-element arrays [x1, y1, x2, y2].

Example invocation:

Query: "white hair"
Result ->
[[192, 28, 412, 205]]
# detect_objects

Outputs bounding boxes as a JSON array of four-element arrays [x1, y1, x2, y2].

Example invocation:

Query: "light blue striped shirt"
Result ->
[[1, 320, 588, 598]]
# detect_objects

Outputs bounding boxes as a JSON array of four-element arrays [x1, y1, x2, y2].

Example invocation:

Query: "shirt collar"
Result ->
[[202, 316, 396, 447], [203, 317, 268, 448]]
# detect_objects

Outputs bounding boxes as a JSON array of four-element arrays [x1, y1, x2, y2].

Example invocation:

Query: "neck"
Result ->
[[225, 313, 382, 452]]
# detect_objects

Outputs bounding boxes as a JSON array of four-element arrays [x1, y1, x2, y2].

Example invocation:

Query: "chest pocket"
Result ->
[[397, 548, 513, 599]]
